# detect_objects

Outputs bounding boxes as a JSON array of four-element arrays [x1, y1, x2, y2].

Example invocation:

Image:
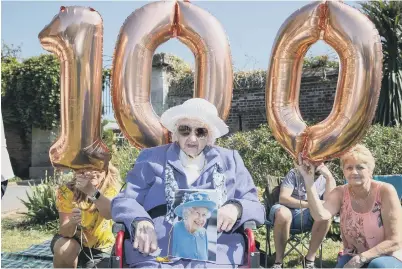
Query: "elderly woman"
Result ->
[[52, 163, 121, 268], [298, 144, 402, 268], [112, 98, 265, 268], [172, 192, 216, 261]]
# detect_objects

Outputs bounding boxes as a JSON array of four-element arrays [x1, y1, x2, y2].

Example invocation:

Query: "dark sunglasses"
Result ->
[[177, 125, 209, 139]]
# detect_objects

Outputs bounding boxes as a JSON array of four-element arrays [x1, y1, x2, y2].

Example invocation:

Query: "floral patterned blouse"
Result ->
[[340, 182, 402, 261]]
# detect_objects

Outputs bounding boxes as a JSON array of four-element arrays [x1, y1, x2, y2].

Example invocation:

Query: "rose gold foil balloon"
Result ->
[[39, 6, 110, 170], [266, 1, 382, 163], [112, 1, 233, 149]]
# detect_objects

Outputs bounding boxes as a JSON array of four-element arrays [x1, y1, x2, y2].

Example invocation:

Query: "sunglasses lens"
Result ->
[[178, 125, 191, 136], [195, 128, 208, 138], [177, 125, 208, 139]]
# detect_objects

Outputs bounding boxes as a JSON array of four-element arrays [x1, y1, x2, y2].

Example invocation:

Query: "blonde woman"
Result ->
[[299, 144, 402, 268], [51, 163, 121, 268]]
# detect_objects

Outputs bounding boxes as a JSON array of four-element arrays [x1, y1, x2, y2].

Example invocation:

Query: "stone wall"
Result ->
[[29, 127, 58, 179], [3, 124, 31, 178]]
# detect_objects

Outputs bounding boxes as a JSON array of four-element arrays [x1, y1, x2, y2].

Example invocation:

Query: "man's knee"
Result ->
[[274, 207, 292, 224], [313, 218, 331, 228], [53, 237, 80, 262]]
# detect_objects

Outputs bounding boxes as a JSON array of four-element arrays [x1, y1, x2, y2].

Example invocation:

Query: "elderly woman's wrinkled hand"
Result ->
[[133, 220, 158, 255], [217, 203, 240, 232]]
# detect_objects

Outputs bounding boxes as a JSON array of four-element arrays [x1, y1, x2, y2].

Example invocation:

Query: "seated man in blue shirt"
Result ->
[[269, 163, 336, 268]]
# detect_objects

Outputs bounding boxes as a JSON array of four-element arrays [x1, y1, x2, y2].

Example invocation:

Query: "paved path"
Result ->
[[1, 184, 33, 215]]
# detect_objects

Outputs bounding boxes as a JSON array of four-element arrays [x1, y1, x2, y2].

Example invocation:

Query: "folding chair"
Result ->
[[263, 175, 323, 268], [373, 175, 402, 202]]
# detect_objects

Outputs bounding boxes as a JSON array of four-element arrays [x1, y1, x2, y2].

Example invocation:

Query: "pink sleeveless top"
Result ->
[[340, 183, 402, 261]]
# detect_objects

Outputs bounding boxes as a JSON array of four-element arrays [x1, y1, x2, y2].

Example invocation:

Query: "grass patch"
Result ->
[[256, 226, 343, 268], [1, 214, 342, 267], [7, 177, 22, 183], [1, 215, 57, 253]]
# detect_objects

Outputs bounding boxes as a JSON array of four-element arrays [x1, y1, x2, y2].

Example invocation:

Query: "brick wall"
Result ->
[[166, 68, 338, 132]]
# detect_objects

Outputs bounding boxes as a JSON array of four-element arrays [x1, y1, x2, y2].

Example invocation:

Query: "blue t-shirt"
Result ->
[[281, 169, 326, 201]]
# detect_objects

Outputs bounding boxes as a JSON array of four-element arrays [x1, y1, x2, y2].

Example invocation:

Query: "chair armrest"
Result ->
[[112, 222, 126, 235], [112, 222, 127, 268], [243, 220, 257, 230]]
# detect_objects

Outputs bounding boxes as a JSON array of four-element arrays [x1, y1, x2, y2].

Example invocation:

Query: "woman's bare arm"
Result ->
[[360, 183, 402, 261]]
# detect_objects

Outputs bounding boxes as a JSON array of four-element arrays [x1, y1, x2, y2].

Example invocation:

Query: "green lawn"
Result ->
[[1, 214, 342, 268], [255, 226, 342, 268], [1, 215, 55, 253]]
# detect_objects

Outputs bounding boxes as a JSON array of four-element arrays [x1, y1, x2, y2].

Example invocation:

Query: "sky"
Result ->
[[1, 0, 358, 120], [1, 0, 359, 71]]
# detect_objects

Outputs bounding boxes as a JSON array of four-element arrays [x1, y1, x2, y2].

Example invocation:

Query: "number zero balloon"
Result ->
[[266, 1, 383, 163], [111, 1, 233, 149]]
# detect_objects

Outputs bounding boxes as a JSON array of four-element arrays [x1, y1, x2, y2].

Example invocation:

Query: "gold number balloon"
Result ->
[[266, 1, 383, 163], [39, 6, 110, 170], [112, 1, 233, 149]]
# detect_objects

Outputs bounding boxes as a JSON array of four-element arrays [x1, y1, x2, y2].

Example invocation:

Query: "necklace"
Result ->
[[350, 186, 371, 206], [180, 150, 206, 171], [182, 160, 206, 173]]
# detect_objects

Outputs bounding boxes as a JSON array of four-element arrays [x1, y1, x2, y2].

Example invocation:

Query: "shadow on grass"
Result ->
[[2, 215, 58, 233]]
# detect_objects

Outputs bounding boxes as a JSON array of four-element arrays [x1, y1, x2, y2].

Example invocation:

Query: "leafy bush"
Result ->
[[112, 140, 141, 182], [218, 124, 402, 187], [101, 119, 116, 150], [362, 125, 402, 175], [20, 170, 73, 224], [217, 126, 293, 187]]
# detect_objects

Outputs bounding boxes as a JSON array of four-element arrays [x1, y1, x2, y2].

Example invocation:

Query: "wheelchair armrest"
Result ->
[[240, 220, 260, 268], [112, 222, 127, 268], [112, 222, 126, 235], [243, 220, 257, 230], [234, 220, 260, 234]]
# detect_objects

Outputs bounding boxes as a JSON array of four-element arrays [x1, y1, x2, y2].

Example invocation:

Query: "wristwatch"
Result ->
[[88, 189, 101, 201]]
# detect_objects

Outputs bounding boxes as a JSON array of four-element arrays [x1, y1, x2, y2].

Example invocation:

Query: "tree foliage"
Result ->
[[1, 54, 60, 135], [303, 55, 339, 69], [1, 47, 112, 137], [360, 0, 402, 126]]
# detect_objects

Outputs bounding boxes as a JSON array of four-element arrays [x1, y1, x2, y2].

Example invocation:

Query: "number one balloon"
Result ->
[[39, 6, 110, 170]]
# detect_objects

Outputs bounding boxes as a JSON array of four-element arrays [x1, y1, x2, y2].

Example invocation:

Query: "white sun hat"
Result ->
[[160, 98, 229, 139]]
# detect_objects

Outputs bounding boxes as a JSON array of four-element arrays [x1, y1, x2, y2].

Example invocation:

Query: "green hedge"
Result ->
[[111, 124, 402, 187], [217, 124, 402, 187], [112, 124, 402, 186]]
